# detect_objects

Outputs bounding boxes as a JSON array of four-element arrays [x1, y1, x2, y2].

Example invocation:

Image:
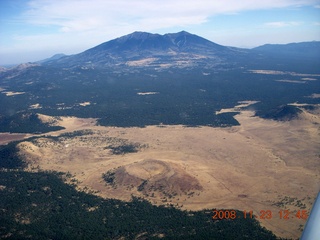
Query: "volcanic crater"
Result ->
[[103, 159, 203, 198]]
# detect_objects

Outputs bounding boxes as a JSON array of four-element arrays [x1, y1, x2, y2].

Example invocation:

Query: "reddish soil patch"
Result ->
[[0, 133, 27, 145]]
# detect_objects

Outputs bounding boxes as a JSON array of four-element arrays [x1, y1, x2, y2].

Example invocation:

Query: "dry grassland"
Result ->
[[10, 103, 320, 239]]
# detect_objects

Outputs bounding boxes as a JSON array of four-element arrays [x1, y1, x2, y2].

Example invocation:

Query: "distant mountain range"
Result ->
[[36, 31, 320, 72], [252, 41, 320, 57]]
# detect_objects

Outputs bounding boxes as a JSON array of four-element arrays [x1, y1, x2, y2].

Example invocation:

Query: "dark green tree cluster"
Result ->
[[0, 141, 26, 169], [260, 105, 302, 121], [105, 143, 141, 155], [0, 112, 64, 133]]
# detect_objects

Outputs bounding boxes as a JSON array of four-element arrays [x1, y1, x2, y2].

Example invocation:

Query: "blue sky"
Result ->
[[0, 0, 319, 65]]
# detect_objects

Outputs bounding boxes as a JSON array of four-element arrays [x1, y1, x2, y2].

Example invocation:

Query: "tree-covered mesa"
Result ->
[[0, 141, 280, 239]]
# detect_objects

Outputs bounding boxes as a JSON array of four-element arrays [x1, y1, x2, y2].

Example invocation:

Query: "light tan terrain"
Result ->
[[8, 103, 320, 239]]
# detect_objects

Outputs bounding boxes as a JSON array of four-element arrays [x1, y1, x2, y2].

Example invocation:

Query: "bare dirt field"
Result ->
[[10, 103, 320, 239]]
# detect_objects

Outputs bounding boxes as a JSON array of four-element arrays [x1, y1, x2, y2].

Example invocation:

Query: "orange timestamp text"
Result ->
[[212, 209, 308, 220]]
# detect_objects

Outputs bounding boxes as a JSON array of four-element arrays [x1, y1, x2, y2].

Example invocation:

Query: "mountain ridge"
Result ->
[[7, 31, 320, 72], [252, 41, 320, 58]]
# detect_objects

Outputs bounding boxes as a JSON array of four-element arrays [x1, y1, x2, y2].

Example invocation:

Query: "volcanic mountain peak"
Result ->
[[117, 30, 193, 43], [112, 30, 224, 50], [118, 31, 162, 41], [40, 31, 320, 70], [91, 30, 201, 52], [42, 31, 237, 69], [165, 31, 220, 48]]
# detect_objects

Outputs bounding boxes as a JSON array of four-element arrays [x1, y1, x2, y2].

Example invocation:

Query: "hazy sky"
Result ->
[[1, 0, 320, 65]]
